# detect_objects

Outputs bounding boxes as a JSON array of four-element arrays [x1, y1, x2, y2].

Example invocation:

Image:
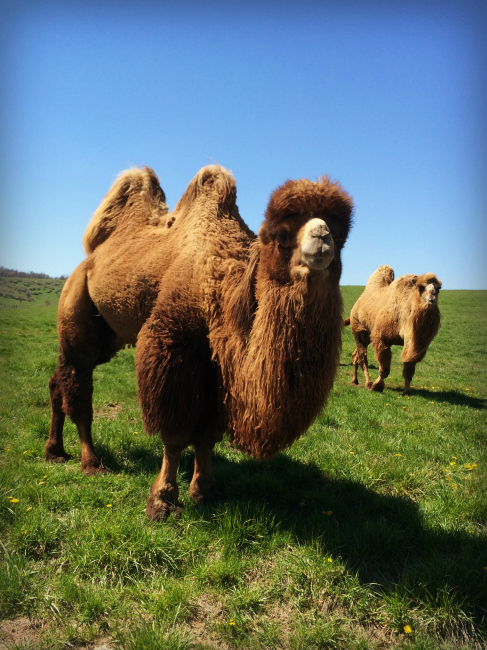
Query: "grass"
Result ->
[[0, 281, 486, 649]]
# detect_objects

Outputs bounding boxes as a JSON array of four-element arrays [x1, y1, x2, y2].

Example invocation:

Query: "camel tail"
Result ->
[[83, 167, 168, 254], [343, 317, 350, 326], [174, 165, 236, 215]]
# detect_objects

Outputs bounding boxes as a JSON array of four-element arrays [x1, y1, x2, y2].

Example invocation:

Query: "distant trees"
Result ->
[[0, 266, 67, 280]]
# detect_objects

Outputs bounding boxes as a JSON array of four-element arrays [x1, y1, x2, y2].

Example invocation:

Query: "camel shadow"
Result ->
[[388, 386, 486, 409], [93, 442, 486, 627], [198, 451, 486, 627]]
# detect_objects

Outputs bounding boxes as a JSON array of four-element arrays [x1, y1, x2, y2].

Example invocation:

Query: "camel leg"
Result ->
[[370, 343, 391, 392], [146, 444, 184, 522], [45, 372, 69, 463], [352, 343, 372, 388], [402, 361, 416, 396], [189, 439, 218, 503], [46, 358, 104, 474]]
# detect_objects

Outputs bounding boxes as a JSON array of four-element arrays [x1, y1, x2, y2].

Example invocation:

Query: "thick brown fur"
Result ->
[[46, 166, 353, 519], [347, 265, 441, 395]]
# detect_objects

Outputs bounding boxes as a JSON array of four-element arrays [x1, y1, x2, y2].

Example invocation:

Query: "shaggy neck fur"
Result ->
[[209, 251, 343, 460]]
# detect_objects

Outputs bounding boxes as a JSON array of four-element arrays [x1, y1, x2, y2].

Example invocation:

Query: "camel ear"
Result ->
[[411, 277, 417, 286]]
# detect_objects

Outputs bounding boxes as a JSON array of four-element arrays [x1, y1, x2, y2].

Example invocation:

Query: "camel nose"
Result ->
[[300, 219, 335, 270]]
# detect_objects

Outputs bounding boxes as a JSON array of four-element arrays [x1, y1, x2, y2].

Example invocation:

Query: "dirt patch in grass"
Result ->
[[0, 618, 42, 649], [93, 402, 122, 420]]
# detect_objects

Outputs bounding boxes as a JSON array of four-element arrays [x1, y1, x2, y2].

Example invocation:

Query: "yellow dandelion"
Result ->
[[107, 504, 112, 508], [23, 451, 28, 455], [452, 484, 457, 489], [404, 625, 412, 634], [229, 619, 235, 626], [469, 530, 474, 534], [472, 463, 477, 468], [299, 501, 305, 506], [327, 510, 333, 515], [43, 475, 47, 479], [394, 453, 402, 457], [134, 431, 138, 435], [39, 481, 45, 485], [327, 558, 333, 563], [10, 498, 19, 503], [385, 403, 390, 405], [23, 530, 27, 534], [349, 451, 355, 454], [446, 476, 451, 481], [465, 388, 470, 391], [430, 401, 434, 404], [26, 507, 32, 511], [5, 448, 10, 451], [450, 461, 456, 466], [452, 456, 456, 460]]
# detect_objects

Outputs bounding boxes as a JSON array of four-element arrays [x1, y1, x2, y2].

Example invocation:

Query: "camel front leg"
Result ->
[[189, 439, 218, 503], [146, 444, 184, 521], [370, 343, 391, 392], [402, 361, 416, 396]]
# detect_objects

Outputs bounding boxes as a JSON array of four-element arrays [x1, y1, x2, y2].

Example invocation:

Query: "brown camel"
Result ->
[[46, 165, 353, 520], [345, 265, 441, 395]]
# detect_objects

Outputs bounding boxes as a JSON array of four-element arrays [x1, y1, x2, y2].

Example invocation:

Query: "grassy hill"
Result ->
[[0, 286, 486, 649]]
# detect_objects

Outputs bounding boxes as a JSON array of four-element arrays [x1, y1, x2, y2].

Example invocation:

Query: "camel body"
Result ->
[[47, 165, 353, 520], [347, 265, 441, 394]]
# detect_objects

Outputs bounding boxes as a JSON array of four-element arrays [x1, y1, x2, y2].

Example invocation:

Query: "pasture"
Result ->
[[0, 281, 486, 649]]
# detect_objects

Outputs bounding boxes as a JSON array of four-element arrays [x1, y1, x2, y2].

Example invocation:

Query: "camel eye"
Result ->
[[277, 230, 292, 246]]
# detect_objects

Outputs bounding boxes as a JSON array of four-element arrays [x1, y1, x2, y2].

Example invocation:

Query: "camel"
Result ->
[[345, 265, 441, 395], [46, 165, 353, 520]]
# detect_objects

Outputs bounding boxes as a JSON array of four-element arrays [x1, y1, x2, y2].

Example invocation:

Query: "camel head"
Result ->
[[258, 176, 353, 283], [415, 273, 442, 305]]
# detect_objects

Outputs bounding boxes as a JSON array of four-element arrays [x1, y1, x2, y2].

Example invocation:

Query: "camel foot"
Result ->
[[402, 389, 411, 396], [81, 455, 108, 476], [189, 476, 219, 504], [369, 381, 384, 393], [146, 495, 183, 522], [45, 445, 70, 463], [83, 465, 110, 476], [350, 379, 360, 387]]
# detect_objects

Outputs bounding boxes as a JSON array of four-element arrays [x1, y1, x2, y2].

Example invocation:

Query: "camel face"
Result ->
[[299, 218, 335, 270], [421, 282, 440, 305]]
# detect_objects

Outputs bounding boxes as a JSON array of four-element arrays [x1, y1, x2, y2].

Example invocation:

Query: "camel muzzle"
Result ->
[[300, 218, 335, 270]]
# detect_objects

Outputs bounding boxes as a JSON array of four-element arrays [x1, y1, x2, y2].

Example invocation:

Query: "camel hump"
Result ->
[[366, 265, 395, 290], [83, 167, 168, 254], [174, 165, 236, 215]]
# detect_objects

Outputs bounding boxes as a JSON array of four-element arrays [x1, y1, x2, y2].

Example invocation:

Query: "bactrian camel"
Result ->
[[46, 165, 353, 520]]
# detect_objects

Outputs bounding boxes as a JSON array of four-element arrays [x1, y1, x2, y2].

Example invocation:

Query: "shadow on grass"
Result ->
[[95, 440, 487, 629], [388, 386, 486, 409], [205, 451, 487, 629]]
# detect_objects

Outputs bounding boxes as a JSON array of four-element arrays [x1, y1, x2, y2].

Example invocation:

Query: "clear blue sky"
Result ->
[[1, 0, 486, 288]]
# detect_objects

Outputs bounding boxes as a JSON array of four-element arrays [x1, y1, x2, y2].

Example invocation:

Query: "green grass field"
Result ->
[[0, 281, 486, 649]]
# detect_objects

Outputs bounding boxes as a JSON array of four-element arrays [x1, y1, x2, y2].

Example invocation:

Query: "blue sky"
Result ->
[[1, 0, 486, 288]]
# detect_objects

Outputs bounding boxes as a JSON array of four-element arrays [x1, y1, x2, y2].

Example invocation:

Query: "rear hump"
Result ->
[[83, 167, 168, 254]]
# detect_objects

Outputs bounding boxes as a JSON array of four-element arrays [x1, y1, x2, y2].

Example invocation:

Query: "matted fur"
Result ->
[[346, 265, 441, 394], [47, 164, 353, 518]]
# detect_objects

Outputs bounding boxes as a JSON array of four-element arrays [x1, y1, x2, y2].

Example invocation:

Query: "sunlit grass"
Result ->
[[0, 283, 486, 648]]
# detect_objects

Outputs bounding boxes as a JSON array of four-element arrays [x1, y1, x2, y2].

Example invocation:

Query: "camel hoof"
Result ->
[[146, 496, 182, 522], [371, 384, 384, 393], [189, 478, 219, 504], [402, 389, 411, 397], [83, 465, 110, 476], [350, 380, 360, 387], [45, 451, 70, 463]]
